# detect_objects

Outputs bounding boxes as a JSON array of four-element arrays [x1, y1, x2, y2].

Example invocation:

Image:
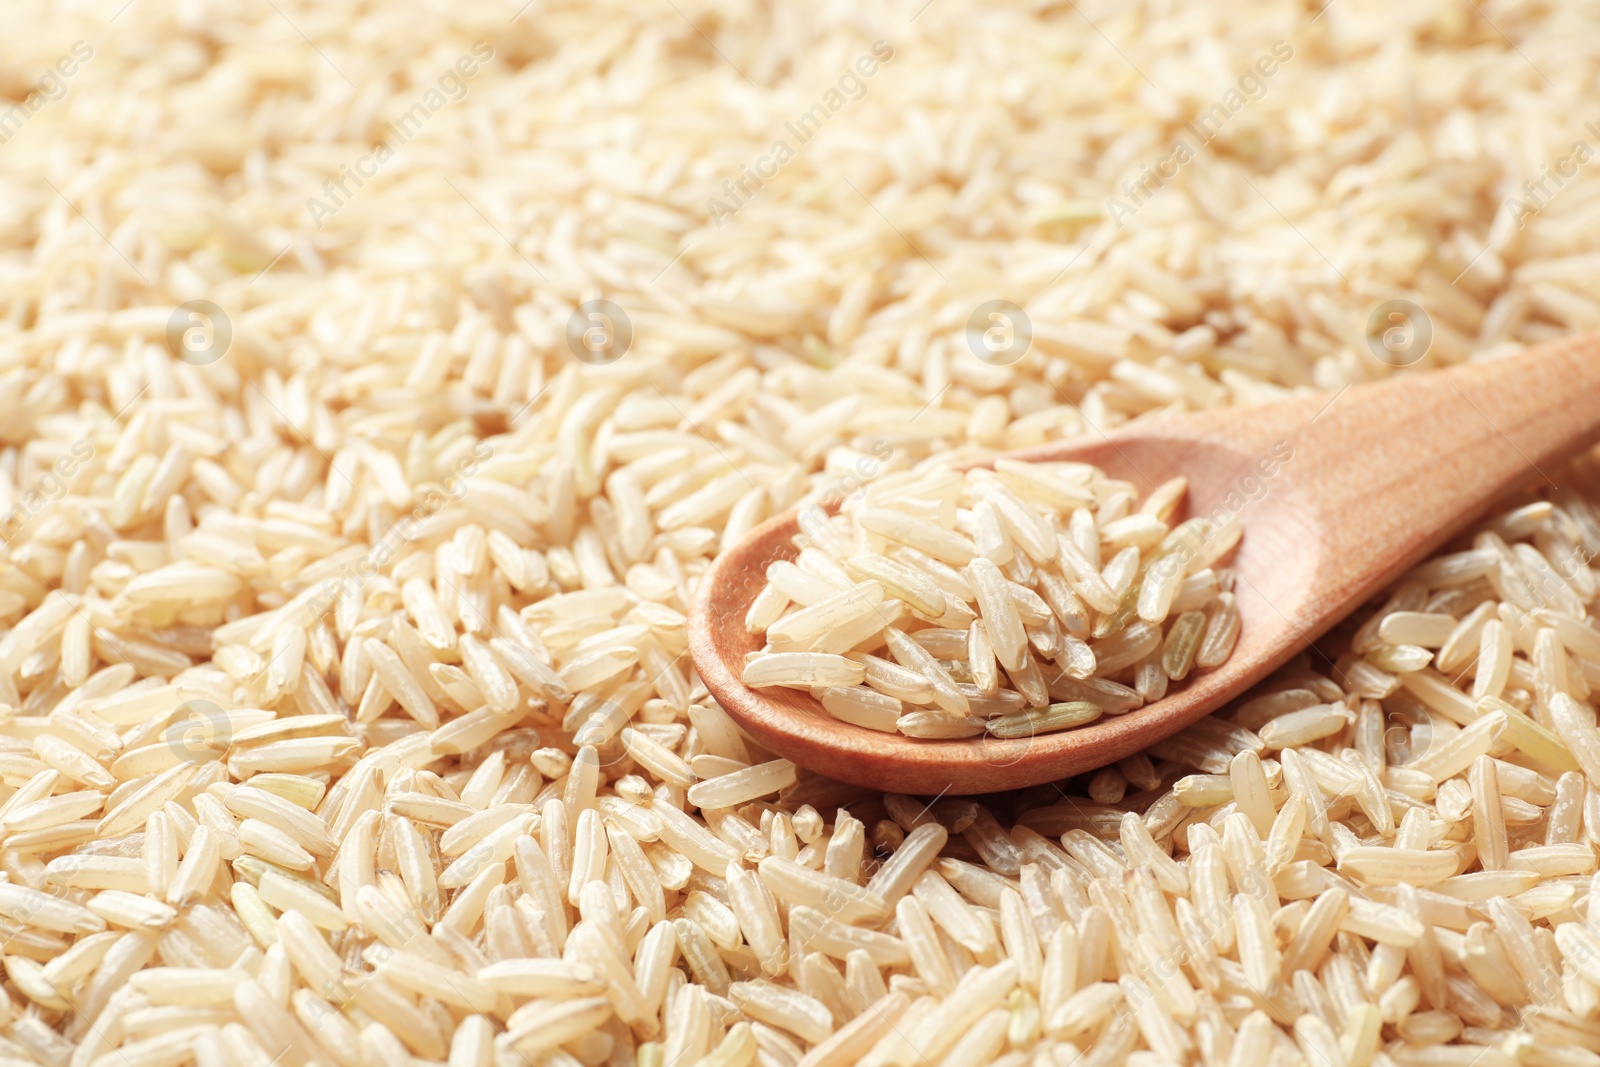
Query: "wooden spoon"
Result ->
[[688, 338, 1600, 795]]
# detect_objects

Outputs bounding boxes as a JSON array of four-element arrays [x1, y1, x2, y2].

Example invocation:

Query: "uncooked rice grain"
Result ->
[[3, 0, 1600, 1063], [748, 459, 1242, 740]]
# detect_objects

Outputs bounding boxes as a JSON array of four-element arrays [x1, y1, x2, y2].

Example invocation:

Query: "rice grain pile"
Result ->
[[742, 463, 1241, 740], [1, 0, 1600, 1064]]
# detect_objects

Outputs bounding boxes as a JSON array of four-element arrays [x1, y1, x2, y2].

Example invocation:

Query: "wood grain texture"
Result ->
[[689, 338, 1600, 794]]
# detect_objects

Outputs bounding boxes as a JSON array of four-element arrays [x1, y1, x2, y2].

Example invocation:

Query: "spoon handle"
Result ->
[[1288, 340, 1600, 624], [1061, 339, 1600, 656]]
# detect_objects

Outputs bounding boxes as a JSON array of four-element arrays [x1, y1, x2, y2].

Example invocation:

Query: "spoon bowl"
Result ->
[[689, 338, 1600, 794]]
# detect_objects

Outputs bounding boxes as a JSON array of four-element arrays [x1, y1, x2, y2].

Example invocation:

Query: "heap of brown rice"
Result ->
[[1, 0, 1599, 1065], [742, 463, 1241, 740]]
